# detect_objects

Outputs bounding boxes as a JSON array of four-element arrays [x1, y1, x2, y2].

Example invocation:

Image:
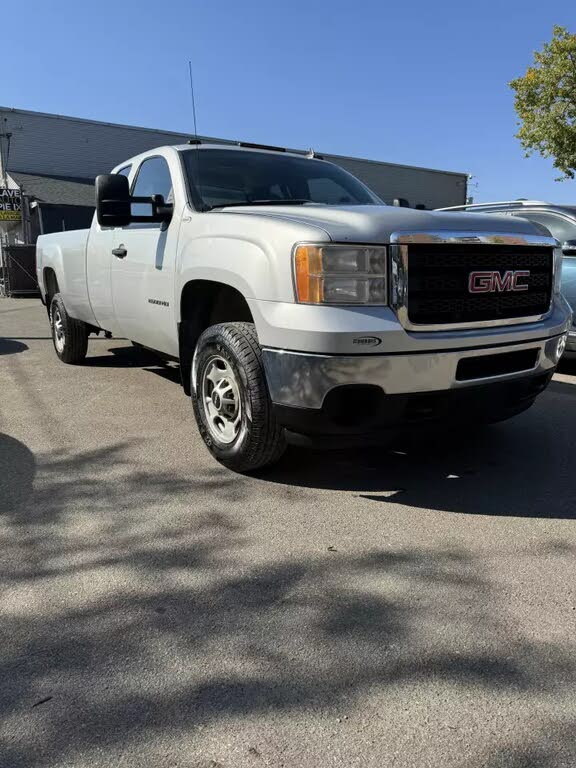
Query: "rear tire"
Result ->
[[191, 322, 286, 472], [50, 294, 88, 364]]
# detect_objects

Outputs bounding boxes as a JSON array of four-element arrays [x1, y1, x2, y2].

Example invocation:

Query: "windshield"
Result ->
[[182, 148, 382, 210]]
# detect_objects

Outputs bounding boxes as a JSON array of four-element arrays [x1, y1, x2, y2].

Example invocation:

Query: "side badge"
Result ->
[[352, 336, 382, 347]]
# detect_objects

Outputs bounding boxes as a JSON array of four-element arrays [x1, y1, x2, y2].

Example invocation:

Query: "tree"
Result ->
[[510, 26, 576, 180]]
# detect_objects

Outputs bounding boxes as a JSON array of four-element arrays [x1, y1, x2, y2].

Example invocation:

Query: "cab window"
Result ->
[[131, 156, 174, 217]]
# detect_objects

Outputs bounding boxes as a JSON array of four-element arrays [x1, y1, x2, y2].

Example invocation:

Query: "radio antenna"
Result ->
[[188, 60, 205, 209], [188, 60, 199, 140]]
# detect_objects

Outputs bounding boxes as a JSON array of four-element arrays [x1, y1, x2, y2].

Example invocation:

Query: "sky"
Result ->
[[3, 0, 576, 204]]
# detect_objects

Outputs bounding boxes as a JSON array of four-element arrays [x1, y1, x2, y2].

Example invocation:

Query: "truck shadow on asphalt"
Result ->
[[83, 344, 182, 383], [79, 343, 576, 521], [0, 431, 575, 766], [260, 380, 576, 520]]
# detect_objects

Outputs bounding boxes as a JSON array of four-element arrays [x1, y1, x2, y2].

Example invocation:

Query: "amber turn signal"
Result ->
[[294, 245, 324, 303]]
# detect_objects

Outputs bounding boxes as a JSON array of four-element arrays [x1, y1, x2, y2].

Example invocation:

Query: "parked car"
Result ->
[[439, 201, 576, 357], [36, 145, 571, 471]]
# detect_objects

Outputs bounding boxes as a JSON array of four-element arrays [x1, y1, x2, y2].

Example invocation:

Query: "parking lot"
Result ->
[[1, 297, 576, 768]]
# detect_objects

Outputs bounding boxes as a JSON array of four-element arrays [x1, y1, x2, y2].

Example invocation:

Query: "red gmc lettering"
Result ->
[[468, 271, 495, 293], [492, 271, 513, 292], [468, 270, 530, 294], [511, 270, 530, 291]]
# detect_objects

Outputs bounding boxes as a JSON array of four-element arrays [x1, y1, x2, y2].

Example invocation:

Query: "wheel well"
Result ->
[[179, 281, 254, 394], [43, 269, 59, 313]]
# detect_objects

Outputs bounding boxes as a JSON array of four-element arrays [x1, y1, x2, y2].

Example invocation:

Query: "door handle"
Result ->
[[112, 246, 127, 259]]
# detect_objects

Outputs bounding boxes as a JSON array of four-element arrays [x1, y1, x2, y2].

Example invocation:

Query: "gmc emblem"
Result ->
[[468, 270, 530, 294]]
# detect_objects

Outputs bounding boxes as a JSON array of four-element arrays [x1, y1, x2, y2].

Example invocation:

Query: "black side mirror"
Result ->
[[96, 174, 131, 228], [150, 194, 174, 230], [562, 240, 576, 255], [95, 175, 174, 228]]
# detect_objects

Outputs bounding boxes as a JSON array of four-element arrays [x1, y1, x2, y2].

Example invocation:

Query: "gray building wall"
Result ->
[[0, 107, 467, 209], [330, 155, 467, 210]]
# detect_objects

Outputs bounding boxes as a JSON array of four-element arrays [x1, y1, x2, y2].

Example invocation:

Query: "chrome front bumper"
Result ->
[[262, 335, 565, 410]]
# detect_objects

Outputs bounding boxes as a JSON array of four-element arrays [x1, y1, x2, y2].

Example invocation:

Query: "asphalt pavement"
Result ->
[[1, 297, 576, 768]]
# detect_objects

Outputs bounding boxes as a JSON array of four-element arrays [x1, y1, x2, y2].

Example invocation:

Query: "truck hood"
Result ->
[[219, 204, 546, 242]]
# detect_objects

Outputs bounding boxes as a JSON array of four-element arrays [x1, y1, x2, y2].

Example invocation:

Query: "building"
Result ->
[[0, 106, 468, 246]]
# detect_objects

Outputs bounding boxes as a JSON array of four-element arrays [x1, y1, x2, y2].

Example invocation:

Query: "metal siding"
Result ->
[[0, 107, 467, 208], [1, 108, 197, 178], [10, 172, 95, 206], [324, 155, 466, 209]]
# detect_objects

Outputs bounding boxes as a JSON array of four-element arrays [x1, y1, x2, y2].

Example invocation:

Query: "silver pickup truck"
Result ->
[[36, 142, 571, 471]]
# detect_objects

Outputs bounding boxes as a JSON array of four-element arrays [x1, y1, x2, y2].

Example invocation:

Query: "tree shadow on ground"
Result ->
[[468, 721, 576, 767], [0, 338, 28, 355], [0, 434, 575, 767], [0, 433, 36, 515]]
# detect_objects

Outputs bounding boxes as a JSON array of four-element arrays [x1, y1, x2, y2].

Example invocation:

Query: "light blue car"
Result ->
[[438, 201, 576, 357]]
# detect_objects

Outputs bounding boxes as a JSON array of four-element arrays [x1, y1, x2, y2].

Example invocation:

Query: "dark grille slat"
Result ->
[[407, 244, 553, 325], [414, 252, 551, 269]]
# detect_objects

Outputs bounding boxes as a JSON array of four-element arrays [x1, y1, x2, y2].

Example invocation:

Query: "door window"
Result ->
[[131, 156, 173, 217]]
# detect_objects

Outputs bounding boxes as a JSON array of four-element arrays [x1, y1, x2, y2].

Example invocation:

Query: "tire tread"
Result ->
[[51, 294, 88, 364], [192, 321, 285, 471]]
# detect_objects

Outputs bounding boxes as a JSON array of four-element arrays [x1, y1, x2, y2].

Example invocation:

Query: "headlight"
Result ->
[[293, 244, 387, 305], [554, 246, 563, 294]]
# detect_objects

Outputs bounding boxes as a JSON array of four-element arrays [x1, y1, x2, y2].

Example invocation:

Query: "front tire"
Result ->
[[191, 322, 286, 472], [50, 294, 88, 364]]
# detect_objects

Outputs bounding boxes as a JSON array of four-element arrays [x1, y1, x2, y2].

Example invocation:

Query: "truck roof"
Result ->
[[175, 142, 325, 159], [112, 141, 328, 173]]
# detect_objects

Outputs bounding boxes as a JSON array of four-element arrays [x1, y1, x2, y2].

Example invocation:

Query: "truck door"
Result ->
[[110, 155, 180, 356], [86, 165, 132, 336]]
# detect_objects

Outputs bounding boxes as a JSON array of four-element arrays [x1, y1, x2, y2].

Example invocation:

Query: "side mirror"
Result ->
[[150, 194, 174, 229], [96, 174, 131, 228], [562, 240, 576, 256], [95, 174, 174, 228]]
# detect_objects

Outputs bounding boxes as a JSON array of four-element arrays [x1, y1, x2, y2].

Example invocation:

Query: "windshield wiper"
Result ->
[[208, 199, 313, 210]]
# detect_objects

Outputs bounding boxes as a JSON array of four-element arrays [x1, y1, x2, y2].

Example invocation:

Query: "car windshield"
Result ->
[[182, 148, 381, 210]]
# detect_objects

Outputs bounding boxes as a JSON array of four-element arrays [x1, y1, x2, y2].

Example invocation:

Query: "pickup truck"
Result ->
[[36, 142, 571, 471]]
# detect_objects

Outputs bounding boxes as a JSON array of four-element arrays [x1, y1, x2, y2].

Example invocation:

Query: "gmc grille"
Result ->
[[407, 244, 553, 325]]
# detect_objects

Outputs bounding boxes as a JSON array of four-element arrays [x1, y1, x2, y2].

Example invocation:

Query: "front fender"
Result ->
[[176, 236, 278, 320]]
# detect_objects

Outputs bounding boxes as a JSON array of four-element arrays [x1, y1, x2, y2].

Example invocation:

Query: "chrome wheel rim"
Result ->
[[53, 307, 65, 353], [201, 355, 242, 444]]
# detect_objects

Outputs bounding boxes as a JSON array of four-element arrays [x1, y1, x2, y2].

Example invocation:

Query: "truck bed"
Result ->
[[36, 229, 94, 323]]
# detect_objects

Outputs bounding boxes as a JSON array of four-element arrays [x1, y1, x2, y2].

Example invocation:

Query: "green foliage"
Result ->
[[510, 26, 576, 180]]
